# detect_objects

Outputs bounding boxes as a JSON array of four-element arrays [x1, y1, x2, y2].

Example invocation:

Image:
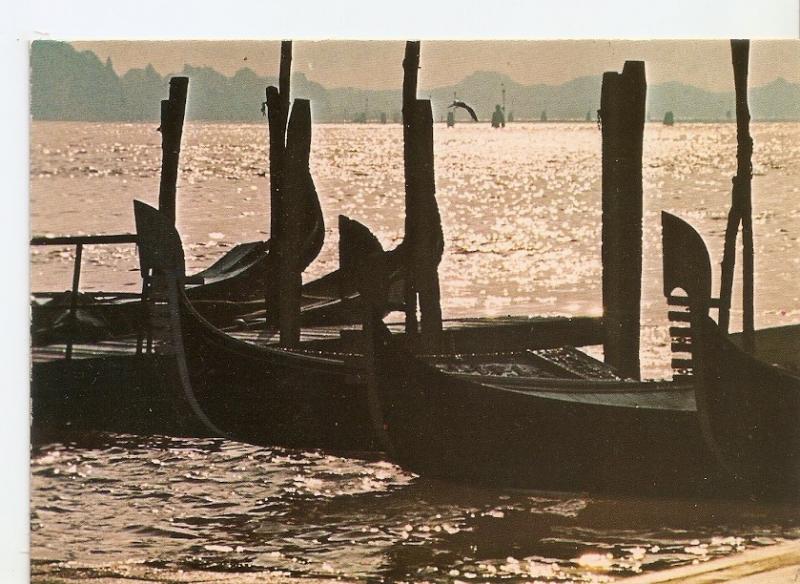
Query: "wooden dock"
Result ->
[[622, 539, 800, 583]]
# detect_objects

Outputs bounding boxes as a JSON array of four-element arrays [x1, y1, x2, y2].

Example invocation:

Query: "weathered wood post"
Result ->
[[719, 39, 754, 351], [407, 99, 443, 337], [158, 76, 188, 226], [600, 61, 646, 380], [278, 99, 313, 346], [64, 243, 84, 360], [402, 41, 421, 333], [265, 41, 293, 327]]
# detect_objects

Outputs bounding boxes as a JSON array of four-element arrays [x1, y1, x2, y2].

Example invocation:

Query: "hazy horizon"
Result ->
[[71, 40, 800, 93]]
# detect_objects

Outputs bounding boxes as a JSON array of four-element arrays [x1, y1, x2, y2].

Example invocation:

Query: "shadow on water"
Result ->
[[30, 431, 800, 583]]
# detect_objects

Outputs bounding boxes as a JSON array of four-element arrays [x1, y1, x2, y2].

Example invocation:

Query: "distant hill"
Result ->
[[30, 41, 800, 123]]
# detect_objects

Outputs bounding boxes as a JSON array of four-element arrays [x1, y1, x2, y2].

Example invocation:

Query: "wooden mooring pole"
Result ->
[[158, 77, 188, 226], [600, 61, 646, 380], [719, 39, 754, 351], [278, 99, 313, 346], [408, 99, 443, 337], [402, 41, 421, 333], [265, 41, 293, 329]]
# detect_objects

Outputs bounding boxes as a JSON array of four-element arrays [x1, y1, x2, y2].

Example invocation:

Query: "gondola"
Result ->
[[362, 321, 706, 495], [30, 186, 321, 345], [132, 200, 377, 450], [134, 201, 602, 452], [359, 213, 798, 498], [30, 183, 406, 344], [662, 211, 800, 498]]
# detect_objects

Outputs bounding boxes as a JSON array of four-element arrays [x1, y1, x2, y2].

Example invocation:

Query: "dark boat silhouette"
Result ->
[[131, 201, 599, 451], [359, 212, 799, 498], [662, 211, 800, 498]]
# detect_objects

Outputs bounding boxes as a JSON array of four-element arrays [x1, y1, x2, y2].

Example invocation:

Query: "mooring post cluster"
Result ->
[[265, 41, 307, 347], [719, 39, 755, 352]]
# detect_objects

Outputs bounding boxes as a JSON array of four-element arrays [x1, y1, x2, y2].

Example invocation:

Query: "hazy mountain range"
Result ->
[[31, 41, 800, 123]]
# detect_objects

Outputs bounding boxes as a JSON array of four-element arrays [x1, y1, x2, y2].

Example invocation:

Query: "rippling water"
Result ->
[[30, 434, 800, 583], [30, 121, 800, 582]]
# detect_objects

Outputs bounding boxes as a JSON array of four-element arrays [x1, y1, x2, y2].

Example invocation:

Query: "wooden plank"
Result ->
[[621, 540, 800, 583], [30, 233, 138, 246]]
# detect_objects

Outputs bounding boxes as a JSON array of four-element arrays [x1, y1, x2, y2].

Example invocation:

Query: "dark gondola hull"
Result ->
[[695, 317, 800, 498], [173, 282, 378, 452], [661, 212, 800, 499], [370, 342, 720, 496]]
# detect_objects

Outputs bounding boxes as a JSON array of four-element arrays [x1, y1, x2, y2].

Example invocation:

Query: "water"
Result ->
[[30, 121, 800, 582], [30, 434, 800, 583]]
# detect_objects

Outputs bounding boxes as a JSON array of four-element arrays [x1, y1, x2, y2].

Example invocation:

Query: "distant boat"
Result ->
[[663, 111, 675, 126]]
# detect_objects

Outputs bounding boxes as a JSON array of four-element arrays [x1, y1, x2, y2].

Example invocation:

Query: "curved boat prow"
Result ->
[[133, 200, 229, 439], [133, 200, 186, 279], [661, 211, 800, 498], [353, 244, 396, 454], [187, 159, 325, 302], [661, 211, 712, 318], [339, 215, 385, 275]]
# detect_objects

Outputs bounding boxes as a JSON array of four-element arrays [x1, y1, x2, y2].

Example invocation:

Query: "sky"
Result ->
[[72, 40, 800, 92]]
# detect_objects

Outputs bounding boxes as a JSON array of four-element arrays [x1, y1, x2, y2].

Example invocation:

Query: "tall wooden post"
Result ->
[[600, 61, 646, 380], [158, 76, 188, 226], [719, 39, 754, 351], [402, 41, 421, 333], [407, 99, 443, 337], [278, 99, 312, 346], [265, 41, 293, 324]]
